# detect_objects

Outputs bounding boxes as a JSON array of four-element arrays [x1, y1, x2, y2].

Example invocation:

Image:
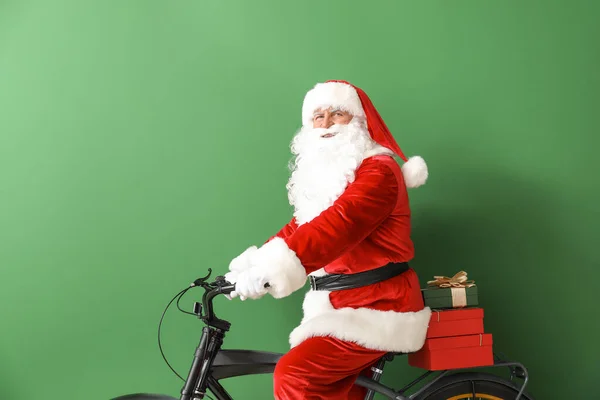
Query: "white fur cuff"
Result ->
[[228, 245, 258, 272], [252, 237, 306, 298]]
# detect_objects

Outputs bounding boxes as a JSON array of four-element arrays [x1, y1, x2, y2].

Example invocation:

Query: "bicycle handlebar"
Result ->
[[199, 277, 232, 325], [189, 271, 270, 329]]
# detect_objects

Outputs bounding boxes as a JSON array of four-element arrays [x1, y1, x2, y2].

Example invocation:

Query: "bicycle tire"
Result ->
[[416, 372, 533, 400], [111, 393, 177, 400]]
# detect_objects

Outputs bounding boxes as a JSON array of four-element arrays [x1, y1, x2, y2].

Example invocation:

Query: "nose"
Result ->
[[323, 114, 334, 128]]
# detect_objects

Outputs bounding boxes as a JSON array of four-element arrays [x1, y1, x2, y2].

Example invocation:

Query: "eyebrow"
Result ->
[[313, 108, 345, 115]]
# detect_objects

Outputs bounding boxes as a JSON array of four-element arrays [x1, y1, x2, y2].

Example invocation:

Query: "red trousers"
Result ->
[[273, 336, 387, 399]]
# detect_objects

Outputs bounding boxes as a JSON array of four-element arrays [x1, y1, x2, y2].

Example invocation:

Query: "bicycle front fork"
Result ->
[[180, 326, 224, 400]]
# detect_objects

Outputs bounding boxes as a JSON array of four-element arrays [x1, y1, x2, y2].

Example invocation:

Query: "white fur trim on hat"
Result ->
[[402, 156, 428, 188], [302, 82, 366, 127]]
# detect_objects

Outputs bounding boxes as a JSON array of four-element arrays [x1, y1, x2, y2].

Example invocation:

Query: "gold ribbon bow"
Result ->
[[427, 271, 475, 288]]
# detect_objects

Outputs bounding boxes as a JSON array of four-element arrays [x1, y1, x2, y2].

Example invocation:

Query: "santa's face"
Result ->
[[286, 109, 376, 225], [311, 108, 354, 136]]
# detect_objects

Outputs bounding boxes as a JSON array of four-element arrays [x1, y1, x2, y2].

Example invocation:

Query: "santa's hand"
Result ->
[[228, 245, 258, 273], [231, 267, 269, 300], [223, 271, 247, 301]]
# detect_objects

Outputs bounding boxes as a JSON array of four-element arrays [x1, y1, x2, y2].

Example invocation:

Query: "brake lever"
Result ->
[[191, 268, 213, 287]]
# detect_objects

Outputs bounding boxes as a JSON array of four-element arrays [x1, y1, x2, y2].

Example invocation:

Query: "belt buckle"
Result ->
[[309, 275, 317, 291]]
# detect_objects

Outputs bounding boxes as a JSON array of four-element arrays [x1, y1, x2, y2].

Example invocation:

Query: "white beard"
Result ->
[[286, 119, 393, 225]]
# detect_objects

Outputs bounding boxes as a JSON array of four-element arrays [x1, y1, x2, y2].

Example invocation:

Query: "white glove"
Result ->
[[228, 267, 269, 301], [224, 245, 259, 301], [228, 246, 258, 272], [223, 270, 246, 301]]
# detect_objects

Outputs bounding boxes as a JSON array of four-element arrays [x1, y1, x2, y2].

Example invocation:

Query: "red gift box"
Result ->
[[427, 308, 484, 338], [409, 333, 494, 370]]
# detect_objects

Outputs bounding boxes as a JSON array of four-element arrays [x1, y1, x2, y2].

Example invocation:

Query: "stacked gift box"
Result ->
[[408, 271, 495, 371]]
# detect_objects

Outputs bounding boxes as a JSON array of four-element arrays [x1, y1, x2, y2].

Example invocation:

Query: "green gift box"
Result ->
[[422, 285, 479, 309]]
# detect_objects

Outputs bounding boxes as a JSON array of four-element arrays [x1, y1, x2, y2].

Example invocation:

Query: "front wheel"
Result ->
[[110, 394, 177, 400], [416, 372, 533, 400]]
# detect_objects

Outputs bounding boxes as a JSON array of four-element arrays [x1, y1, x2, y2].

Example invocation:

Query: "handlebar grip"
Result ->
[[219, 281, 270, 294]]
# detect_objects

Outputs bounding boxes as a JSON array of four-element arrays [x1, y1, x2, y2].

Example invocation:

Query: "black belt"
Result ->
[[308, 262, 409, 292]]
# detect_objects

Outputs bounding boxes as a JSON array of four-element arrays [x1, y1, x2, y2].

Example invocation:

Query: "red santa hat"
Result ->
[[301, 80, 428, 188]]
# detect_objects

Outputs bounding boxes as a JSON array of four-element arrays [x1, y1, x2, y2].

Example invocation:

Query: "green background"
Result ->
[[1, 1, 598, 399]]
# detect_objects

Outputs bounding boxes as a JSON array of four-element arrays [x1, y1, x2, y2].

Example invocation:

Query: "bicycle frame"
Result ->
[[177, 279, 530, 400], [112, 274, 530, 400], [179, 325, 529, 400]]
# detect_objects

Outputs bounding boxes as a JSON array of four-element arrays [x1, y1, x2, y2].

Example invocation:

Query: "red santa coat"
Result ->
[[253, 154, 431, 353]]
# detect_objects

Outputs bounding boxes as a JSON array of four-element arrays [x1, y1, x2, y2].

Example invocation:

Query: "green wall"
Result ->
[[1, 1, 597, 399]]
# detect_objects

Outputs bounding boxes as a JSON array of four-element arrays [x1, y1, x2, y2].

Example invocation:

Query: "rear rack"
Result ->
[[357, 352, 529, 400]]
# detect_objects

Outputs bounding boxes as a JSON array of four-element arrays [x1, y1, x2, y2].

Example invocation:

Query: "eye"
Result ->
[[314, 115, 324, 120]]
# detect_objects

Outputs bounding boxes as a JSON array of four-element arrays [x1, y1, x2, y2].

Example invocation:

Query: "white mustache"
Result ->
[[312, 124, 345, 137]]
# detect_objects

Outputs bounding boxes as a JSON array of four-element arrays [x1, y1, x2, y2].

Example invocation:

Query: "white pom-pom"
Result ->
[[401, 156, 428, 188]]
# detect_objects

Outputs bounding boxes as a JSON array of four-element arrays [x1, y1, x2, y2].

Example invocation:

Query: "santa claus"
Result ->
[[224, 80, 432, 399]]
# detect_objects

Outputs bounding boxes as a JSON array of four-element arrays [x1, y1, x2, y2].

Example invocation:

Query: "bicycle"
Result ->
[[112, 269, 533, 400]]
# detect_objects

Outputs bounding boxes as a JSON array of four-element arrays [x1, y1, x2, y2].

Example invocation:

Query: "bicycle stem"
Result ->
[[202, 284, 233, 331]]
